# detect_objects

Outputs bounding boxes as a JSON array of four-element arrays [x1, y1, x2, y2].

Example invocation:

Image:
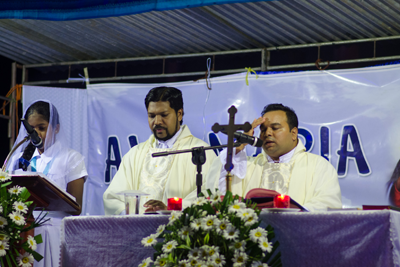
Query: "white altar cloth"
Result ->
[[60, 210, 400, 267]]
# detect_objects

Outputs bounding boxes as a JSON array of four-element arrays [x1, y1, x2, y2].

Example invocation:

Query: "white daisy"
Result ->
[[249, 227, 267, 243], [27, 235, 37, 250], [13, 201, 28, 214], [232, 251, 248, 266], [16, 252, 34, 267], [156, 224, 165, 236], [0, 240, 10, 257], [8, 211, 25, 226], [203, 260, 216, 267], [168, 210, 181, 225], [201, 215, 218, 231], [0, 171, 11, 182], [206, 246, 219, 258], [215, 218, 230, 235], [229, 240, 246, 251], [211, 254, 225, 267], [258, 237, 273, 253], [141, 234, 158, 247], [189, 258, 199, 266], [8, 185, 23, 195], [223, 224, 239, 240], [0, 216, 9, 229], [0, 234, 9, 242], [192, 197, 207, 206], [178, 259, 190, 267], [236, 208, 254, 221], [188, 247, 201, 259], [162, 240, 178, 253], [228, 200, 246, 213], [251, 261, 269, 267], [209, 191, 222, 205], [0, 205, 2, 213], [139, 257, 153, 267], [154, 256, 168, 267], [244, 212, 258, 226], [179, 226, 192, 240], [190, 218, 202, 231]]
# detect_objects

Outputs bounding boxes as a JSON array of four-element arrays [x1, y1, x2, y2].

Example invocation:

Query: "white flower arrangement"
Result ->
[[139, 190, 281, 267], [0, 171, 48, 267]]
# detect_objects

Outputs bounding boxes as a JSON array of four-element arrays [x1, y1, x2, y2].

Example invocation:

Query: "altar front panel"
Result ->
[[60, 210, 400, 267]]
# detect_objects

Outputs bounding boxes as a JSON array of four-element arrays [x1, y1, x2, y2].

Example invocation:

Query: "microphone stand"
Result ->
[[2, 136, 29, 172], [152, 143, 241, 196]]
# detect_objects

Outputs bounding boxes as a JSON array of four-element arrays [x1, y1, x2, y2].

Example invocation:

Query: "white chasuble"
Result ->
[[260, 162, 294, 195], [206, 139, 342, 211], [138, 148, 175, 213], [103, 125, 218, 215]]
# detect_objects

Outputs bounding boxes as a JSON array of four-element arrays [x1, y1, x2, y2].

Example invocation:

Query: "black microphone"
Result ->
[[222, 131, 264, 147], [21, 119, 43, 149]]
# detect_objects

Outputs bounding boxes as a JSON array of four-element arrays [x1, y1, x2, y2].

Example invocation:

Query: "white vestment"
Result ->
[[208, 140, 342, 211], [103, 125, 217, 215]]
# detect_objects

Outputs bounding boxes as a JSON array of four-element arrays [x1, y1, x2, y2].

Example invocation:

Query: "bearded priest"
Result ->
[[103, 86, 217, 215]]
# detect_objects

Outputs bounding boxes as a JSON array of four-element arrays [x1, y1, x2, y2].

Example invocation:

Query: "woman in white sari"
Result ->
[[7, 100, 87, 267]]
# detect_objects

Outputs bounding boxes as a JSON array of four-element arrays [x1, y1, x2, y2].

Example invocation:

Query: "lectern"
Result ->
[[10, 172, 81, 215]]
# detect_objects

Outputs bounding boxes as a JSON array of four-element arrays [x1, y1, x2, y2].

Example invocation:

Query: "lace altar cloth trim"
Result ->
[[61, 215, 169, 266], [60, 210, 400, 267]]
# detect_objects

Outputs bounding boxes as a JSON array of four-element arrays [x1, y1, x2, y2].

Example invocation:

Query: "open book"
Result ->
[[245, 188, 309, 212], [10, 171, 80, 214]]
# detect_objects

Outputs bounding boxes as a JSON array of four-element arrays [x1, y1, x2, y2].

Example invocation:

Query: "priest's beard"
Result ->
[[153, 117, 179, 141]]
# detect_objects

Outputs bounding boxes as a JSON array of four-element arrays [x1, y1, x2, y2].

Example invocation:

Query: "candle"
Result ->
[[167, 197, 182, 211], [273, 194, 290, 208]]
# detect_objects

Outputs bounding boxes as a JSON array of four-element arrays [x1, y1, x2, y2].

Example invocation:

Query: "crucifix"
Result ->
[[211, 105, 252, 193]]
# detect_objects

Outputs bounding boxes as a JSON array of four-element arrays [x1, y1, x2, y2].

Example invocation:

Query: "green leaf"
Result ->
[[19, 187, 31, 201], [1, 181, 12, 188], [32, 250, 44, 262], [34, 234, 43, 244], [204, 233, 210, 244], [177, 244, 191, 250], [206, 189, 212, 197]]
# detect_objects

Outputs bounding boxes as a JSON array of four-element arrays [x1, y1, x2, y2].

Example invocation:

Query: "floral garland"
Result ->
[[139, 190, 281, 267], [0, 171, 48, 267]]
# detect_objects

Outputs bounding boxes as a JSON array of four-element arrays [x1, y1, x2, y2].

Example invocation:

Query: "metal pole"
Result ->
[[9, 62, 16, 150]]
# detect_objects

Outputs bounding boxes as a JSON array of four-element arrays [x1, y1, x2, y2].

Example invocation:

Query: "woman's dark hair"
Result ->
[[261, 103, 298, 130], [144, 87, 184, 125], [24, 101, 59, 124]]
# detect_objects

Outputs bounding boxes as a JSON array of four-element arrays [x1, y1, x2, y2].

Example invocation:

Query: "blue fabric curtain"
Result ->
[[0, 0, 270, 21]]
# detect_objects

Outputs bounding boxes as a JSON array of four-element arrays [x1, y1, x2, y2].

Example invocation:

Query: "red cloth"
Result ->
[[393, 184, 400, 207]]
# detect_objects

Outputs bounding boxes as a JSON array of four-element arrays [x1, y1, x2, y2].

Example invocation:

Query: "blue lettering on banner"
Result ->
[[320, 126, 330, 161], [336, 124, 371, 177], [298, 128, 314, 152], [105, 136, 122, 184], [208, 132, 222, 156], [128, 135, 139, 148]]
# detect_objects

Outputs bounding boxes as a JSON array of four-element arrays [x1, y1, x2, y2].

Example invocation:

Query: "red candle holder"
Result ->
[[167, 197, 182, 211], [273, 194, 290, 208]]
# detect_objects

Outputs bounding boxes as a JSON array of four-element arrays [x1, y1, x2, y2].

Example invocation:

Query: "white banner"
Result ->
[[23, 64, 400, 215]]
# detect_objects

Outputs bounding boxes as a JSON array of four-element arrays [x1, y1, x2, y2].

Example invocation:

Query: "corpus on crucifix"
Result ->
[[211, 105, 251, 193]]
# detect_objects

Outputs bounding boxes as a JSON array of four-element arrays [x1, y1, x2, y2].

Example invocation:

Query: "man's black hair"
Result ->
[[145, 86, 184, 125], [261, 103, 298, 130]]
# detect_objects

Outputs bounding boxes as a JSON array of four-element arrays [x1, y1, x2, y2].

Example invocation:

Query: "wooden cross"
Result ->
[[211, 105, 251, 193]]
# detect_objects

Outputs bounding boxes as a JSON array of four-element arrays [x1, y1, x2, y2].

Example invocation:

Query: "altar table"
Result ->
[[60, 210, 400, 267]]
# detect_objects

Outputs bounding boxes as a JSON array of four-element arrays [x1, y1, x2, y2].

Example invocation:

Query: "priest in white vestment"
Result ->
[[208, 103, 342, 211], [103, 87, 217, 215]]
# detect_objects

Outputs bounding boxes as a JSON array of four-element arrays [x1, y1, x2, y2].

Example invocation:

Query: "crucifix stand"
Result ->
[[211, 105, 252, 193]]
